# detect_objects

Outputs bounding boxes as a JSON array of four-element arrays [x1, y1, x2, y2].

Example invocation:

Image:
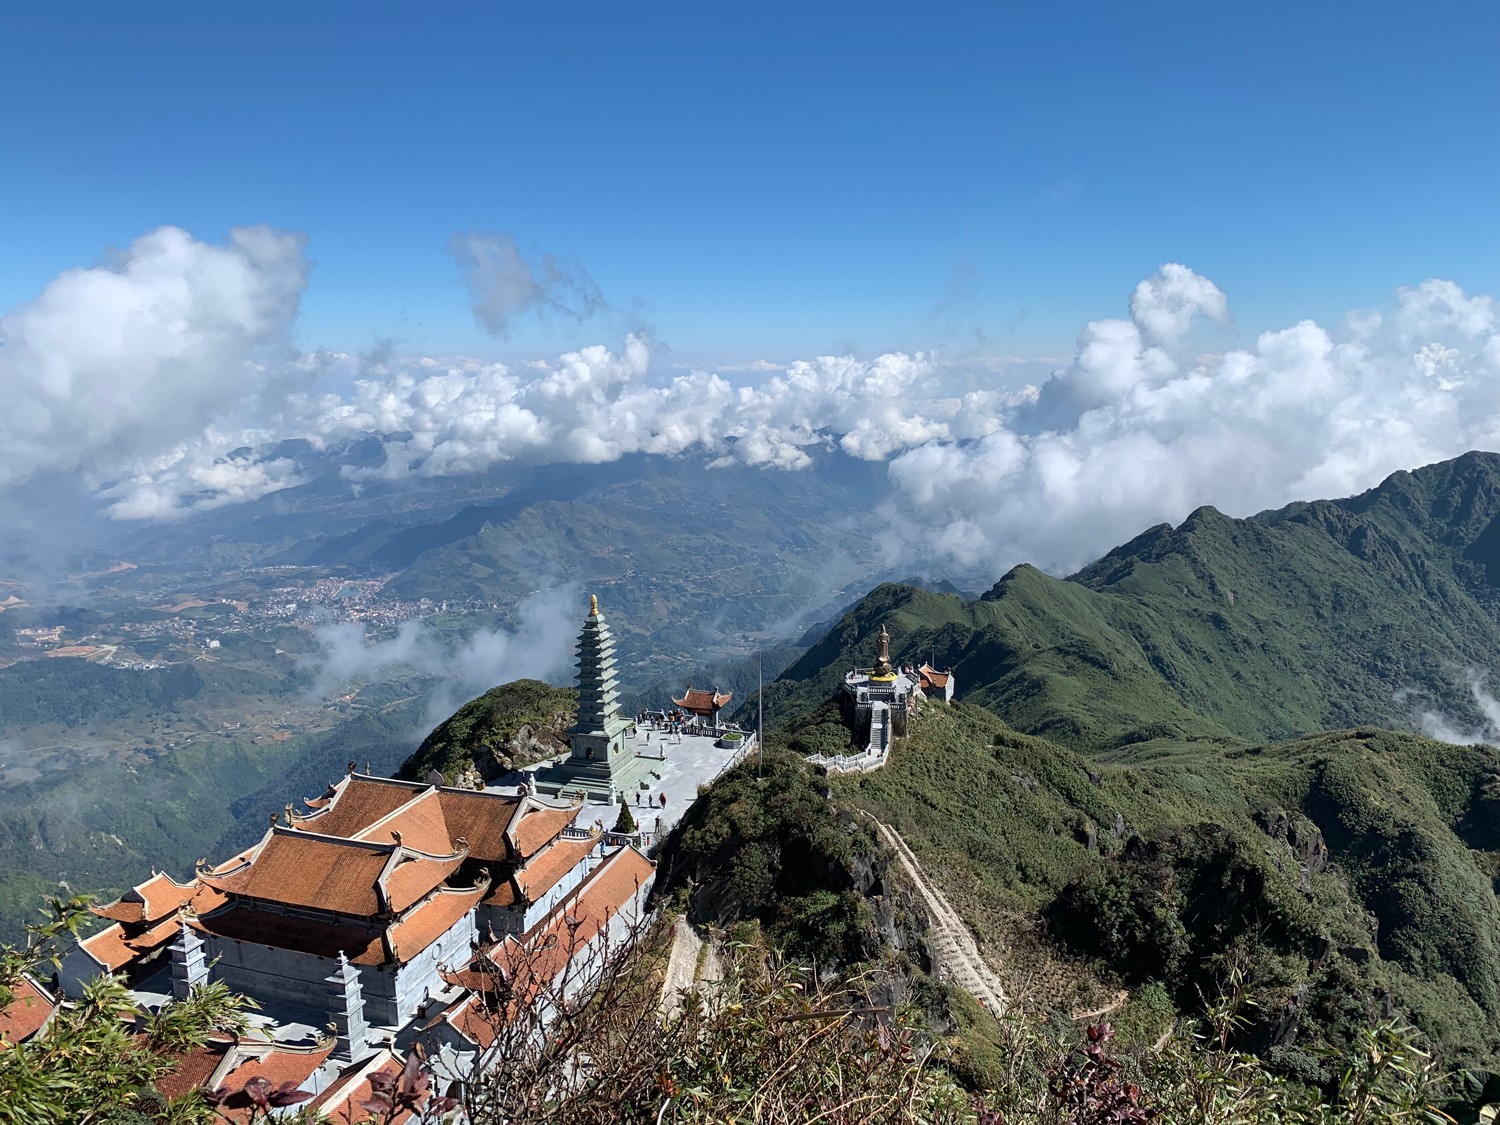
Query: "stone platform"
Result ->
[[520, 725, 754, 843]]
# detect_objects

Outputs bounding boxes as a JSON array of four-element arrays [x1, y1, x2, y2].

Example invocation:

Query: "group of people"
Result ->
[[637, 709, 686, 737]]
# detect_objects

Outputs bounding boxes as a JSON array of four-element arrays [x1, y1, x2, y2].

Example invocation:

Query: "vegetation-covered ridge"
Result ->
[[395, 678, 576, 785], [817, 701, 1500, 1072], [9, 895, 1500, 1123], [761, 451, 1500, 752]]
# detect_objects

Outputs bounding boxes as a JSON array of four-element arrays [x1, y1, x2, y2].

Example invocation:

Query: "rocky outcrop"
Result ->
[[397, 679, 577, 784]]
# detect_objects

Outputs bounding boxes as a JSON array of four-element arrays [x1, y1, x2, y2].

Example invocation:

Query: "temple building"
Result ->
[[533, 596, 660, 803], [0, 974, 57, 1049], [672, 686, 733, 727], [828, 624, 954, 770], [918, 663, 955, 703], [62, 773, 629, 1045], [68, 871, 227, 990], [51, 591, 748, 1111]]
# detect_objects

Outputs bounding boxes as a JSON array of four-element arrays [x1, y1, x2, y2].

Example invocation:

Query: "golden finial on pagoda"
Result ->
[[589, 594, 599, 616]]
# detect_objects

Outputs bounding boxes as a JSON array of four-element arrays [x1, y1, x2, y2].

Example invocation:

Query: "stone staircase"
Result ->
[[807, 702, 892, 776], [870, 818, 1006, 1014], [532, 750, 655, 804], [868, 702, 890, 758]]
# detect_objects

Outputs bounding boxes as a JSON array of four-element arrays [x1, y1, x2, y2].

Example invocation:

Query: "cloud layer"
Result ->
[[886, 272, 1500, 574], [1418, 670, 1500, 746], [303, 586, 578, 722], [4, 225, 1500, 584], [0, 226, 309, 497]]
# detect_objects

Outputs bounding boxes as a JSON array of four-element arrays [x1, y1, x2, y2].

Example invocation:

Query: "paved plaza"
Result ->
[[499, 723, 757, 848]]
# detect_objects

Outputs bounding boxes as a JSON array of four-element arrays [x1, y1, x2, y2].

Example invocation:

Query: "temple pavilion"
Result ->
[[672, 686, 733, 727], [61, 772, 644, 1063], [837, 623, 953, 753]]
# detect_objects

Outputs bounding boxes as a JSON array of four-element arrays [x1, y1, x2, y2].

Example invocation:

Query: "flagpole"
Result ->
[[757, 657, 764, 779]]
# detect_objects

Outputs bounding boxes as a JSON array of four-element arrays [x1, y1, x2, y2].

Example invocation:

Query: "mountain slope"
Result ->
[[764, 452, 1500, 752], [822, 702, 1500, 1067]]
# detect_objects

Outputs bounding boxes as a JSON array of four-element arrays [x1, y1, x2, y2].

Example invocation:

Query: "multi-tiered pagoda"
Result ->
[[534, 596, 654, 802]]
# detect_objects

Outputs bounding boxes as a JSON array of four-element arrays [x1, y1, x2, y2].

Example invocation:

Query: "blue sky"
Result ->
[[3, 0, 1496, 365]]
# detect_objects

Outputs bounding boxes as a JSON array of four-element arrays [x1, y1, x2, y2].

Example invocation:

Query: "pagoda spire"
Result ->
[[570, 595, 629, 754], [534, 595, 648, 802]]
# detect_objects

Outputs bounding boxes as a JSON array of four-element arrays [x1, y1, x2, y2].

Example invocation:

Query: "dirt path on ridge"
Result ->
[[870, 818, 1008, 1015]]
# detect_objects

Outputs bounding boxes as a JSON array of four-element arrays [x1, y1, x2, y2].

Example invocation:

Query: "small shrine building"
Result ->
[[671, 686, 733, 727]]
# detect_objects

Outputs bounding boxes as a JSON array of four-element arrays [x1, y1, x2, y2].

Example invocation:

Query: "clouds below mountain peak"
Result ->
[[886, 266, 1500, 575], [4, 232, 1499, 588]]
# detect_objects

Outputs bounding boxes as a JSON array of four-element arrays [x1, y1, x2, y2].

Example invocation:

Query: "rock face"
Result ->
[[1256, 807, 1332, 879], [481, 721, 570, 778], [397, 679, 576, 784], [650, 750, 932, 973], [651, 756, 973, 1044]]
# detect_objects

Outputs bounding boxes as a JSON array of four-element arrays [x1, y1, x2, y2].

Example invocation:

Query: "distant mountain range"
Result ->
[[763, 450, 1500, 751], [727, 450, 1500, 1074], [14, 447, 1500, 1081]]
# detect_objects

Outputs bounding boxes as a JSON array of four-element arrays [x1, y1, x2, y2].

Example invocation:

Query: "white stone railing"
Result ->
[[807, 744, 890, 776]]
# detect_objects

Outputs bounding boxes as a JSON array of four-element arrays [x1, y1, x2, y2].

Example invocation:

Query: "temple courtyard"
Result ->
[[502, 722, 756, 848]]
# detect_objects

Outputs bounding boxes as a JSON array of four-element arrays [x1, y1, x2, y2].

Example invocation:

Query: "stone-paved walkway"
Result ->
[[503, 728, 755, 847], [868, 817, 1007, 1015]]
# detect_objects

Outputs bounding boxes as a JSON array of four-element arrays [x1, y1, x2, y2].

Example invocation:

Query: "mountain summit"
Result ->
[[766, 451, 1500, 752]]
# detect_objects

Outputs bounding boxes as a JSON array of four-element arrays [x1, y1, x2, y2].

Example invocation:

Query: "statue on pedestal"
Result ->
[[874, 624, 894, 678]]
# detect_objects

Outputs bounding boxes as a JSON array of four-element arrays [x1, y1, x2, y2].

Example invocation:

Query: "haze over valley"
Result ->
[[4, 4, 1500, 1121]]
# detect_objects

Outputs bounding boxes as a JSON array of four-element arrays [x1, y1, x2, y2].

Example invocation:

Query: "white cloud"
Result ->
[[6, 230, 1500, 593], [1128, 261, 1228, 344], [303, 586, 578, 724], [0, 226, 309, 494], [1418, 670, 1500, 746], [885, 266, 1500, 574]]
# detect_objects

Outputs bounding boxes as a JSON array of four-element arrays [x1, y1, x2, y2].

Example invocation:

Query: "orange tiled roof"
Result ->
[[482, 876, 520, 908], [355, 788, 453, 855], [203, 829, 462, 917], [290, 776, 425, 838], [190, 904, 388, 966], [672, 687, 732, 713], [90, 872, 175, 923], [79, 912, 182, 972], [153, 1037, 234, 1100], [383, 851, 466, 914], [435, 789, 523, 862], [442, 993, 499, 1049], [489, 845, 656, 1010], [918, 664, 950, 688], [510, 800, 582, 859], [90, 872, 225, 926], [307, 1050, 415, 1125], [387, 883, 486, 966], [203, 832, 396, 915], [0, 975, 56, 1048], [514, 835, 595, 903], [210, 1041, 335, 1122], [439, 962, 504, 993], [189, 881, 230, 916]]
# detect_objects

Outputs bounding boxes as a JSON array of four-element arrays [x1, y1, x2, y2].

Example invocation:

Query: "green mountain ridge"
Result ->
[[687, 450, 1500, 1074], [820, 703, 1500, 1070], [762, 451, 1500, 751]]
